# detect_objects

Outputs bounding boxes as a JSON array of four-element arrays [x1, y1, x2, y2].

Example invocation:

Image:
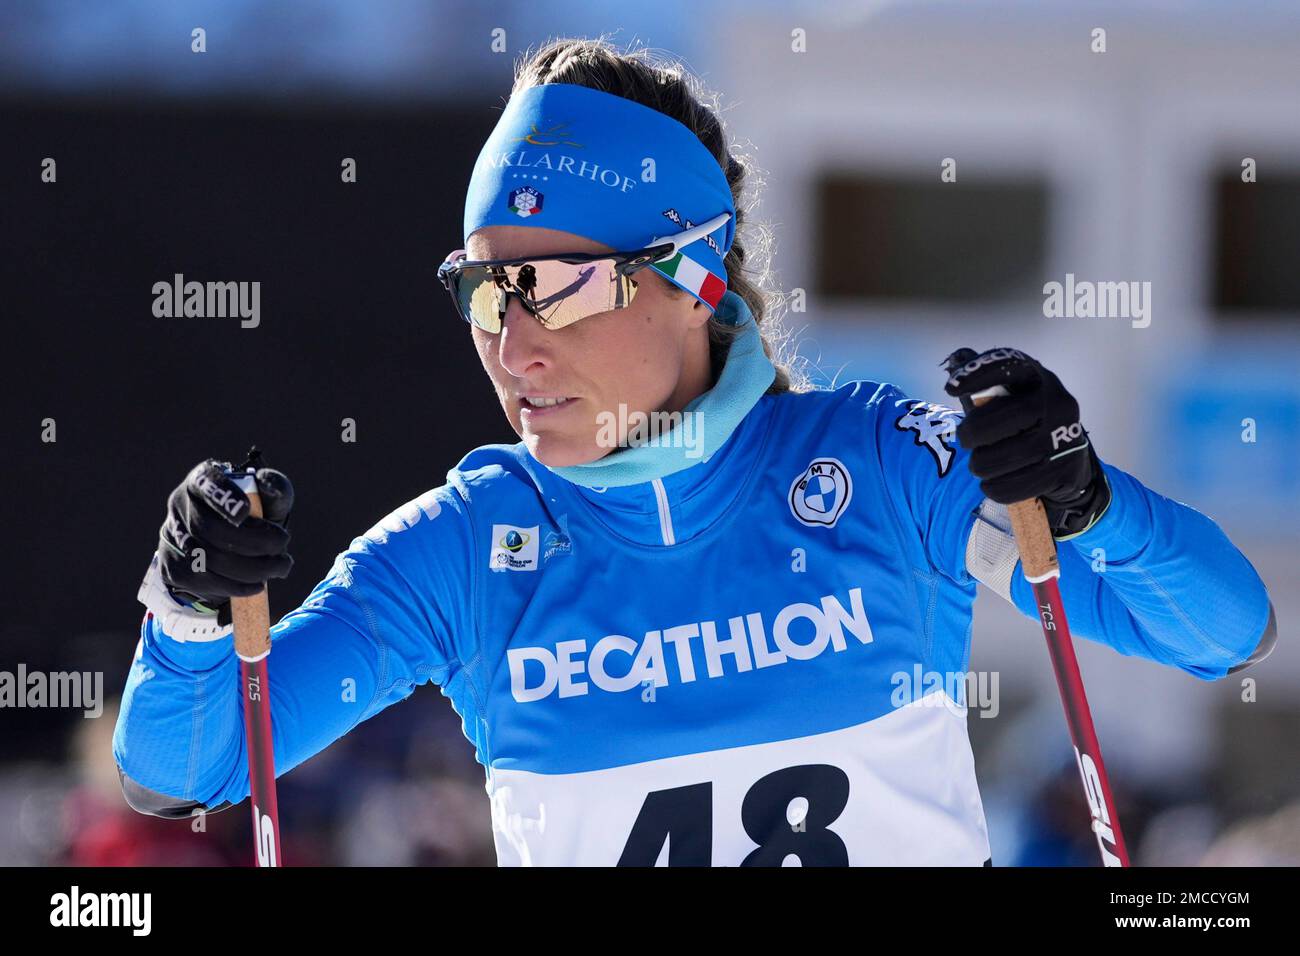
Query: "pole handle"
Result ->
[[970, 388, 1060, 582], [230, 482, 271, 660]]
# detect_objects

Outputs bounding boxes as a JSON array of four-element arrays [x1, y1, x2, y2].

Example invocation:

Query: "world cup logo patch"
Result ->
[[508, 186, 543, 218], [490, 524, 539, 571], [789, 457, 853, 528]]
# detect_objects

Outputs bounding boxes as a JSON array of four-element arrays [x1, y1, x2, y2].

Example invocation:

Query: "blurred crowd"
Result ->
[[0, 691, 496, 867]]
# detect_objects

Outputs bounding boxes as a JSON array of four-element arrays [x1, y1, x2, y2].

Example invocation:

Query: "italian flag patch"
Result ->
[[653, 252, 726, 310]]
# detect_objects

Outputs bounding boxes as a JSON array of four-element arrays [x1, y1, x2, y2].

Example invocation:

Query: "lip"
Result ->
[[518, 395, 579, 420]]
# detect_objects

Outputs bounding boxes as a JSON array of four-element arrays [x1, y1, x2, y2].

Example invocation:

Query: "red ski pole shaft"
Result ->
[[972, 393, 1129, 867], [230, 475, 283, 867]]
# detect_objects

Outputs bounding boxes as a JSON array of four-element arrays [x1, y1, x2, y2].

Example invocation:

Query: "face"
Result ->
[[465, 225, 714, 467]]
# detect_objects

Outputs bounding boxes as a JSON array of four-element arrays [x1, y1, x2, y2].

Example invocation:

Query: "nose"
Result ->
[[496, 294, 551, 380]]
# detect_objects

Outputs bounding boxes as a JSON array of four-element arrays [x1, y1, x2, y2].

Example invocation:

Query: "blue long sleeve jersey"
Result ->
[[114, 383, 1274, 865]]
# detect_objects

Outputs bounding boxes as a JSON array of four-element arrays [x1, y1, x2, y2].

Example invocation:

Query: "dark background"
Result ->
[[1, 98, 516, 649], [1, 99, 519, 863]]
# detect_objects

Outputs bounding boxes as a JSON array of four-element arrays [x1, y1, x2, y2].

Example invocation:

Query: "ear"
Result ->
[[686, 297, 714, 330]]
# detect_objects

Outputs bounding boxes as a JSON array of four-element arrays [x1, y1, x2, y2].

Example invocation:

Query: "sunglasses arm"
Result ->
[[642, 211, 733, 261]]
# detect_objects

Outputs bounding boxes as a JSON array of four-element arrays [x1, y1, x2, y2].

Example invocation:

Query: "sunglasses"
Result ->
[[438, 212, 731, 334]]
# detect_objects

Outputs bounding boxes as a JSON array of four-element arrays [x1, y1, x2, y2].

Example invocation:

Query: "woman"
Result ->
[[115, 38, 1275, 866]]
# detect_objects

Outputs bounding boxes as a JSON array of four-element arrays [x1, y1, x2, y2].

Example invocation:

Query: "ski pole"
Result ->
[[968, 385, 1130, 867], [228, 455, 283, 867]]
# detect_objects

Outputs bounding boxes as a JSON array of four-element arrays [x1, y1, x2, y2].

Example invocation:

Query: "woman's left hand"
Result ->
[[942, 346, 1111, 538]]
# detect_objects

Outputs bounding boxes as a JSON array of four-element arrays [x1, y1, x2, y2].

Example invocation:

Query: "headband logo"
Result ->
[[515, 122, 583, 148], [508, 186, 544, 218]]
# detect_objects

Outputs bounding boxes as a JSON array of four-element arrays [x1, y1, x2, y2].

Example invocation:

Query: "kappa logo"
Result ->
[[895, 400, 962, 477], [789, 457, 853, 528], [491, 524, 539, 572], [508, 186, 544, 218]]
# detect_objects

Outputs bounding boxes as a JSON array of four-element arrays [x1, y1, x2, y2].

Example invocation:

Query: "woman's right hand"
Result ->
[[157, 459, 295, 616]]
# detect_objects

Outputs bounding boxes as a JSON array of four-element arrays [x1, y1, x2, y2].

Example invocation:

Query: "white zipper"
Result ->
[[650, 478, 676, 546]]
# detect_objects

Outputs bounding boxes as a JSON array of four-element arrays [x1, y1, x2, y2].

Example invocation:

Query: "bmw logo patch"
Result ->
[[789, 457, 853, 528]]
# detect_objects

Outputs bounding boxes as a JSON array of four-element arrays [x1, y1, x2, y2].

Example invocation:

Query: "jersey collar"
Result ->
[[546, 290, 776, 490]]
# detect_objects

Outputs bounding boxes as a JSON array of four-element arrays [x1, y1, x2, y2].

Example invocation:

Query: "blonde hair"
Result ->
[[511, 36, 803, 393]]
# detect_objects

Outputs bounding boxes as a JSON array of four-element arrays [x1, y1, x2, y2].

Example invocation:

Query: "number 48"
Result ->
[[617, 764, 850, 866]]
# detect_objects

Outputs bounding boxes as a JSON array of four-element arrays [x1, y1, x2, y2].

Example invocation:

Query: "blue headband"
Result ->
[[463, 83, 735, 311]]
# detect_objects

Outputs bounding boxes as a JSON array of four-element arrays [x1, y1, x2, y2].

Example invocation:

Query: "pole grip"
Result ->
[[970, 391, 1061, 582], [230, 484, 271, 660], [1005, 499, 1060, 582]]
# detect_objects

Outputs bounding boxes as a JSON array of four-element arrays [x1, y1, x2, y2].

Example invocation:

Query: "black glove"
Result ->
[[158, 450, 294, 624], [943, 347, 1110, 538]]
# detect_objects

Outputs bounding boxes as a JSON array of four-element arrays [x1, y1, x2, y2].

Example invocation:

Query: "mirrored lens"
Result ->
[[456, 258, 638, 333]]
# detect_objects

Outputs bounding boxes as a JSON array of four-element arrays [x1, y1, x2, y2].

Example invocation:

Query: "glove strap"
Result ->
[[137, 553, 234, 643]]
